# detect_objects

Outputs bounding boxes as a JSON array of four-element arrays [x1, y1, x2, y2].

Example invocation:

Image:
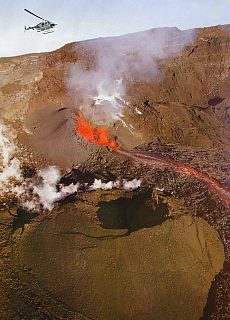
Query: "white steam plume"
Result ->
[[24, 173, 141, 212], [68, 28, 196, 124], [123, 178, 142, 191], [9, 165, 79, 211], [31, 167, 62, 211], [0, 121, 23, 195], [89, 178, 141, 191]]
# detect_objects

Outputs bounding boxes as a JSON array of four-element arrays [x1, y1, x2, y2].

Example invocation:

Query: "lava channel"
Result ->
[[115, 148, 230, 205]]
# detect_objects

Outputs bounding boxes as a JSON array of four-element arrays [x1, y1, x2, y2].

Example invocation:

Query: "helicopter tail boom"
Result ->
[[24, 26, 33, 31]]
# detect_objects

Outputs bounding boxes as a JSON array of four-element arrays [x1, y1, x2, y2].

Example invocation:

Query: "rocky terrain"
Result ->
[[0, 24, 230, 319]]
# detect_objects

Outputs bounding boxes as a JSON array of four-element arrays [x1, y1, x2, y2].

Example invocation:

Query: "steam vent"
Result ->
[[1, 25, 230, 320]]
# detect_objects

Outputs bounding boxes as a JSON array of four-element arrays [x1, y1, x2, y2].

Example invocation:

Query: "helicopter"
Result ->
[[24, 8, 57, 34]]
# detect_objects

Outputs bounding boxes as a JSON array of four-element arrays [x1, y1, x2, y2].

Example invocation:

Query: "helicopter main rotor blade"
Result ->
[[24, 8, 47, 21]]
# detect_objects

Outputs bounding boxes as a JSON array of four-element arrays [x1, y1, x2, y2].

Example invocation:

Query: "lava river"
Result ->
[[115, 148, 230, 205]]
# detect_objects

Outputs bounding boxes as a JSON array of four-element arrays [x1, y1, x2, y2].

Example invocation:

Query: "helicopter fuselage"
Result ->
[[25, 21, 56, 32], [24, 8, 57, 34]]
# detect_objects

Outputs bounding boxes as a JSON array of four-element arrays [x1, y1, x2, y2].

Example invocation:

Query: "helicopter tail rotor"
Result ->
[[24, 26, 32, 32]]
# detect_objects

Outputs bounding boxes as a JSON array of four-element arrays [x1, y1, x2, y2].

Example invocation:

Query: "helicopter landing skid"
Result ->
[[42, 30, 54, 34]]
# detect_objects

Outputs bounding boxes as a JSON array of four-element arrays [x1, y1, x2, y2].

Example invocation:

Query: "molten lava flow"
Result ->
[[115, 148, 230, 205], [75, 115, 118, 149]]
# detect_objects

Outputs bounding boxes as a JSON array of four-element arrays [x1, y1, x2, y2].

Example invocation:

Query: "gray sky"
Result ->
[[0, 0, 229, 57]]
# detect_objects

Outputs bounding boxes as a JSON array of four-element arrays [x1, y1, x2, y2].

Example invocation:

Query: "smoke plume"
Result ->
[[23, 171, 141, 212], [0, 121, 22, 195], [68, 28, 196, 124], [89, 178, 142, 191]]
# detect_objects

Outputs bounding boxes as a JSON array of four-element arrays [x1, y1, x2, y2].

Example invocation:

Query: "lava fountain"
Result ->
[[74, 114, 118, 149]]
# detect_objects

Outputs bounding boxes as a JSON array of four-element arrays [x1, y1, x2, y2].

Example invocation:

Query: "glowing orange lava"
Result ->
[[75, 114, 119, 149]]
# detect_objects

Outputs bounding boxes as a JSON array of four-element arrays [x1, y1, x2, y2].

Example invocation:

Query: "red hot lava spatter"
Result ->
[[115, 148, 230, 205], [75, 114, 119, 149]]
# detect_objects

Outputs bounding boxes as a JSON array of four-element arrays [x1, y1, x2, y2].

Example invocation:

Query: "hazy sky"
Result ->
[[0, 0, 229, 57]]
